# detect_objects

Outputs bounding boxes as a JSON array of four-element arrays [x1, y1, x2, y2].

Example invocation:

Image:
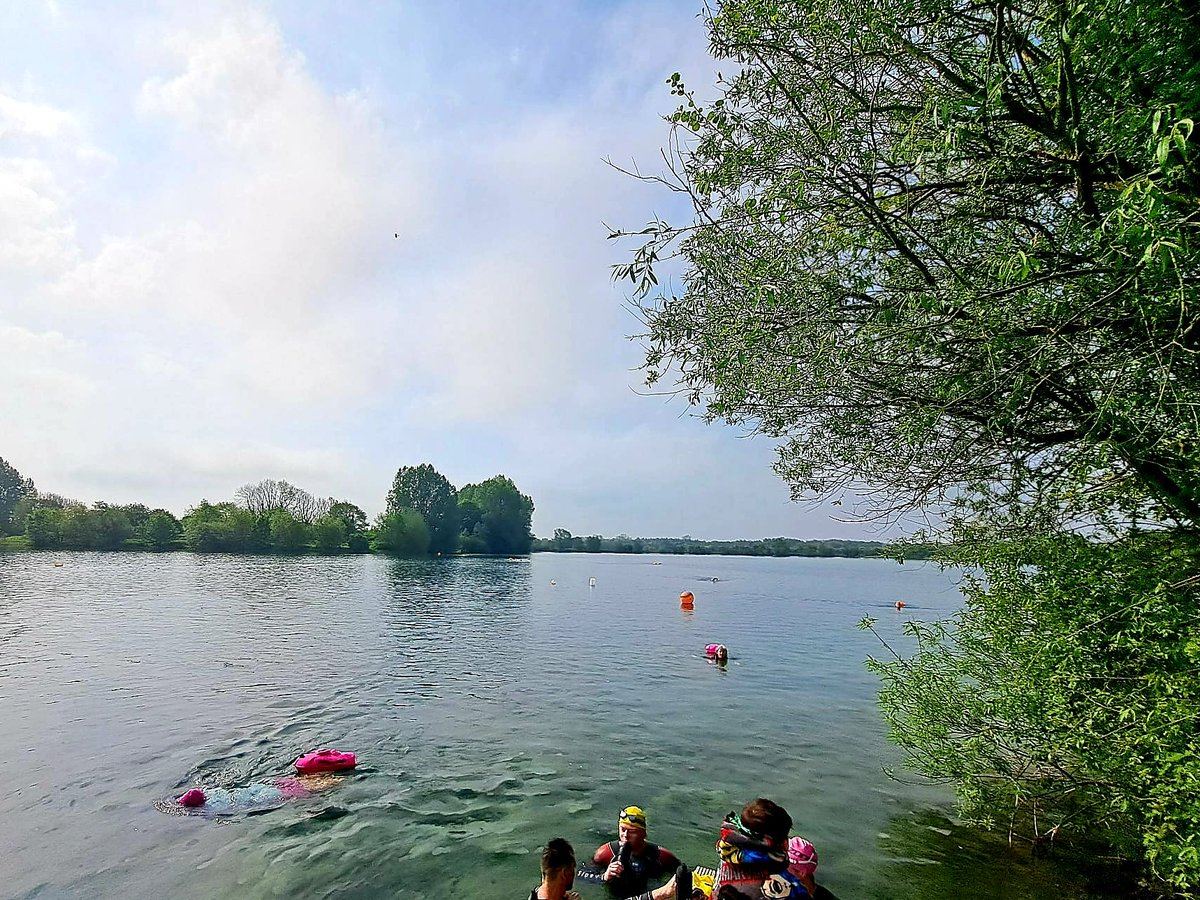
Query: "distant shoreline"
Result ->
[[1, 534, 932, 561]]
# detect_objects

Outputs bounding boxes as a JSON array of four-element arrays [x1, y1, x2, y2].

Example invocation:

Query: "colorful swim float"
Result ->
[[295, 749, 357, 774]]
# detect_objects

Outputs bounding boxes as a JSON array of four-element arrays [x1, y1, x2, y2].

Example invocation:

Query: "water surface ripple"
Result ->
[[0, 552, 1111, 898]]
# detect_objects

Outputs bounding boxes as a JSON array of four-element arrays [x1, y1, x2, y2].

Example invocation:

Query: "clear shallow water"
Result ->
[[0, 552, 1116, 899]]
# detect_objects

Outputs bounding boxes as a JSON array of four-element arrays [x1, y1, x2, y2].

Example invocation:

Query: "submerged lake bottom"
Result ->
[[0, 552, 1122, 898]]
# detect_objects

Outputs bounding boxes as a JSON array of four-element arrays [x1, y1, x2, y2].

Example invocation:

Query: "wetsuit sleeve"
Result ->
[[594, 842, 615, 867], [658, 847, 682, 873]]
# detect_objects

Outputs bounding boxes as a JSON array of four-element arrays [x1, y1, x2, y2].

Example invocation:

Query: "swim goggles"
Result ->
[[619, 806, 647, 829]]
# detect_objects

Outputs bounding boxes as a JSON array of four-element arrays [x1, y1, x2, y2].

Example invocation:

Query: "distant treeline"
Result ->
[[0, 458, 534, 557], [531, 529, 933, 559]]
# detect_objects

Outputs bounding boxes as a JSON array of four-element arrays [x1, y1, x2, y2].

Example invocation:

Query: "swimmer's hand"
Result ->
[[603, 860, 624, 881], [565, 892, 582, 900]]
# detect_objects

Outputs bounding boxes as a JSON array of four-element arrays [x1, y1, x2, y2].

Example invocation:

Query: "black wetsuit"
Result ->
[[595, 840, 680, 897]]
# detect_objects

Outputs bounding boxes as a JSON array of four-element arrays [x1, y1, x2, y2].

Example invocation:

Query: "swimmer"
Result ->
[[530, 838, 582, 900], [160, 772, 344, 818], [593, 806, 681, 897], [704, 643, 729, 662]]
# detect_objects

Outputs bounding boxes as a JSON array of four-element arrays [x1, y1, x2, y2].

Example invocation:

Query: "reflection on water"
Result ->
[[0, 551, 1125, 898]]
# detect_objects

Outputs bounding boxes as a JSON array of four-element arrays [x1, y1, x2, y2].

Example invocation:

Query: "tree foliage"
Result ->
[[25, 506, 64, 549], [373, 508, 431, 557], [328, 501, 368, 535], [386, 464, 460, 554], [140, 510, 182, 550], [313, 516, 347, 554], [531, 532, 902, 557], [457, 476, 534, 555], [2, 462, 532, 560], [864, 530, 1200, 891], [182, 501, 269, 553], [268, 509, 310, 553], [619, 0, 1200, 891], [617, 0, 1200, 529], [235, 479, 331, 524], [0, 457, 35, 535]]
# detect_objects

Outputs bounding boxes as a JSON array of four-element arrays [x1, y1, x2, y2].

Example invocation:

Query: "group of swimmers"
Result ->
[[529, 800, 836, 900]]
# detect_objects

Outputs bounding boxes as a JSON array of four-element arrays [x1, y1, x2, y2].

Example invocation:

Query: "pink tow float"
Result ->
[[295, 749, 357, 774], [179, 788, 207, 807]]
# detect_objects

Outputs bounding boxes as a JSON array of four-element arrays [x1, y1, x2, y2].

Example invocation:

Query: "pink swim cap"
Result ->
[[787, 836, 818, 877], [705, 644, 721, 655], [178, 788, 206, 807]]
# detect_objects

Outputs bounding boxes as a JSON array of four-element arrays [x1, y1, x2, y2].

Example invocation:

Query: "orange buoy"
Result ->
[[680, 590, 695, 609], [895, 601, 906, 610]]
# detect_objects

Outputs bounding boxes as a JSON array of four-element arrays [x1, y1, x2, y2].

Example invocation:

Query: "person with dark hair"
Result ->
[[530, 837, 582, 900], [593, 805, 681, 897], [711, 799, 807, 899]]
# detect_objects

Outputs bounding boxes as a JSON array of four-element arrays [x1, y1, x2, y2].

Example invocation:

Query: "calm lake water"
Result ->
[[0, 552, 1116, 899]]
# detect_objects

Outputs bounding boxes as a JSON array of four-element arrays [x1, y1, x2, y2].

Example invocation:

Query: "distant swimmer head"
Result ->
[[680, 590, 695, 608], [705, 643, 728, 660], [787, 835, 818, 878], [178, 788, 207, 807], [895, 601, 907, 610]]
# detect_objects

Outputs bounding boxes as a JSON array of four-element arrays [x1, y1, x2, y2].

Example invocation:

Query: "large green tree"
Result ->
[[0, 457, 34, 535], [328, 501, 368, 535], [139, 510, 182, 550], [386, 464, 460, 554], [619, 0, 1200, 891], [457, 476, 534, 555], [618, 0, 1200, 530]]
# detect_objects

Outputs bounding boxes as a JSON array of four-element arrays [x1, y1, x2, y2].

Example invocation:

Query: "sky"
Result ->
[[0, 0, 887, 541]]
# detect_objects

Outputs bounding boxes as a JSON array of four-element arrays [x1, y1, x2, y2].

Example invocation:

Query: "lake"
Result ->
[[0, 551, 1115, 898]]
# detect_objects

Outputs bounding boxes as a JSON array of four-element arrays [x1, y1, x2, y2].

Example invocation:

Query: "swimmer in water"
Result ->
[[704, 643, 729, 663]]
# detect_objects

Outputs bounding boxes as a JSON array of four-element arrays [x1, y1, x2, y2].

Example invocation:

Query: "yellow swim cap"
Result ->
[[619, 806, 647, 829]]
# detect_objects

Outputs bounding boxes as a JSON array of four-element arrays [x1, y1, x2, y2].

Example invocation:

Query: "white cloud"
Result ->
[[0, 319, 84, 360], [39, 9, 419, 412], [0, 2, 867, 538], [0, 88, 91, 276], [0, 322, 95, 470], [0, 92, 79, 140], [0, 157, 77, 271]]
